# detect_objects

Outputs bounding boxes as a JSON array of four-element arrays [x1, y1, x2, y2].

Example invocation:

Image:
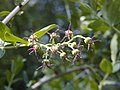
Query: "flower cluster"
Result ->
[[27, 26, 99, 70]]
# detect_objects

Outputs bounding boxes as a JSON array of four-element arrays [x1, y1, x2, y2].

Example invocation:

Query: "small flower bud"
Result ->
[[42, 59, 50, 64], [50, 46, 58, 52], [28, 35, 38, 42], [71, 42, 77, 48], [50, 32, 57, 38], [65, 30, 73, 39], [28, 34, 38, 46], [84, 37, 91, 44], [72, 49, 79, 55], [60, 52, 66, 58], [33, 44, 39, 49]]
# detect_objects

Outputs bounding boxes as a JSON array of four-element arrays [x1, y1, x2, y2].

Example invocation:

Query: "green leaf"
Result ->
[[89, 80, 99, 90], [103, 0, 120, 25], [79, 3, 92, 16], [0, 48, 5, 58], [0, 21, 29, 45], [100, 59, 113, 74], [11, 56, 24, 75], [113, 61, 120, 73], [6, 70, 12, 83], [34, 24, 57, 38], [13, 78, 22, 84], [89, 67, 102, 81], [110, 34, 118, 65], [4, 32, 29, 46], [0, 11, 10, 17], [64, 83, 74, 90], [90, 0, 106, 11], [88, 19, 111, 32], [0, 21, 10, 40], [90, 0, 97, 11]]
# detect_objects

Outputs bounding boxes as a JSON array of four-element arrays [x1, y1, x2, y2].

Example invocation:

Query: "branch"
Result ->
[[112, 26, 120, 34], [31, 65, 89, 89], [2, 0, 30, 24], [99, 73, 109, 90], [0, 44, 27, 50]]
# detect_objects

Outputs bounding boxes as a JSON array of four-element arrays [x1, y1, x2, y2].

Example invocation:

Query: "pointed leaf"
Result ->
[[0, 11, 10, 17], [4, 32, 29, 46], [88, 19, 111, 32], [0, 21, 10, 40], [14, 58, 24, 75], [100, 59, 113, 74], [110, 34, 118, 65], [11, 56, 24, 75], [34, 24, 57, 38], [0, 21, 29, 45], [79, 3, 92, 16], [6, 70, 12, 83]]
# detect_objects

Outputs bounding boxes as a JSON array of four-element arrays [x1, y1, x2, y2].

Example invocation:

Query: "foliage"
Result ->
[[0, 0, 120, 90]]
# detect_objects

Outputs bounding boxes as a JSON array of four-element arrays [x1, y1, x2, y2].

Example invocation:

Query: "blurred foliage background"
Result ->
[[0, 0, 120, 90]]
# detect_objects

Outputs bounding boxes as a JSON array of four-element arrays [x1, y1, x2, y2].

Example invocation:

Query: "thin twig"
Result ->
[[99, 73, 109, 90], [0, 44, 26, 49], [31, 65, 89, 89], [2, 0, 30, 24], [112, 26, 120, 34]]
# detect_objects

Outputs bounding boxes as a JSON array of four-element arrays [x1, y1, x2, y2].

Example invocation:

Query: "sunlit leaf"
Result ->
[[0, 21, 10, 40], [0, 21, 29, 45], [4, 32, 29, 46], [0, 11, 10, 17], [100, 59, 113, 74], [110, 34, 118, 65], [34, 24, 57, 38]]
